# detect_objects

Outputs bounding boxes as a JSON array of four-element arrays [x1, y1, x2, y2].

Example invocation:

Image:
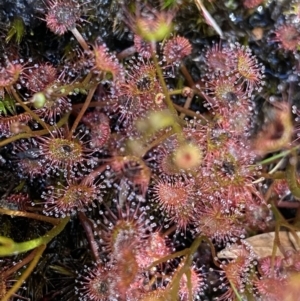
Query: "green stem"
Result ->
[[169, 236, 204, 298], [251, 145, 300, 169], [260, 171, 285, 180], [140, 130, 175, 157], [11, 88, 50, 131], [286, 152, 300, 200], [0, 217, 70, 256], [270, 202, 300, 274], [168, 89, 183, 96], [50, 73, 93, 98], [147, 249, 189, 269], [151, 52, 183, 140], [229, 279, 243, 301], [152, 53, 176, 115]]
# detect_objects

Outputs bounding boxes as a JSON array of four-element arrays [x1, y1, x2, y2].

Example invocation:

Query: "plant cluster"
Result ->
[[1, 0, 300, 300]]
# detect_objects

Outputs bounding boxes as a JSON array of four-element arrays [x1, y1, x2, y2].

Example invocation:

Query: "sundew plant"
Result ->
[[1, 0, 300, 300]]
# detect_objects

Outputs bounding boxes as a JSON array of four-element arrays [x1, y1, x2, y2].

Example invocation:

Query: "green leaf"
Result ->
[[6, 17, 25, 44]]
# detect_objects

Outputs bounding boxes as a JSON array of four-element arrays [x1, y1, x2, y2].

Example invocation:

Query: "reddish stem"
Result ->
[[78, 212, 100, 262], [117, 46, 136, 60], [68, 84, 97, 139]]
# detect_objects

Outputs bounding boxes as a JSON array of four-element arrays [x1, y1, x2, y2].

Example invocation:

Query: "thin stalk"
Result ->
[[269, 202, 300, 275], [140, 130, 175, 157], [295, 205, 300, 227], [72, 100, 115, 110], [269, 157, 285, 174], [2, 245, 46, 301], [169, 236, 204, 299], [0, 217, 70, 256], [168, 89, 183, 96], [271, 223, 280, 276], [264, 183, 275, 203], [0, 132, 33, 147], [202, 236, 221, 268], [260, 171, 285, 180], [250, 145, 300, 169], [50, 73, 93, 97], [67, 85, 97, 139], [275, 201, 300, 208], [0, 208, 60, 225], [186, 268, 193, 301], [81, 72, 93, 87], [194, 0, 224, 38], [147, 249, 189, 269], [152, 53, 177, 115], [70, 27, 89, 51], [162, 224, 177, 237], [81, 164, 107, 185], [3, 247, 40, 278], [11, 88, 49, 131], [229, 280, 243, 301], [152, 51, 184, 142], [286, 152, 300, 200], [180, 64, 195, 87], [147, 236, 205, 271], [0, 112, 70, 147], [117, 46, 136, 60], [173, 103, 210, 122], [180, 90, 194, 119], [78, 212, 100, 262]]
